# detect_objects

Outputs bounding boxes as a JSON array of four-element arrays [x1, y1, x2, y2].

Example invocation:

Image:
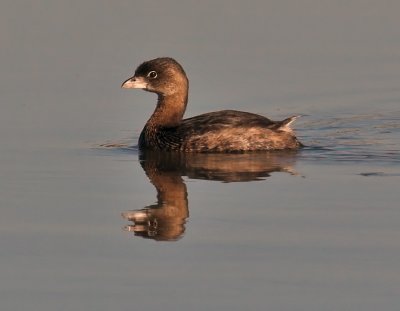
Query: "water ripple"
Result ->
[[298, 111, 400, 164]]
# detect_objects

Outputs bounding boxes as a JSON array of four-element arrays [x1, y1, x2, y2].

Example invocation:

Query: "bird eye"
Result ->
[[147, 71, 158, 79]]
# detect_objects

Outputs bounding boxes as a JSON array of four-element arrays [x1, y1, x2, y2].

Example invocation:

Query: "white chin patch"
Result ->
[[122, 77, 148, 89]]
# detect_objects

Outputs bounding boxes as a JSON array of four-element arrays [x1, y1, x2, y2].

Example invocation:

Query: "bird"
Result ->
[[122, 57, 302, 152]]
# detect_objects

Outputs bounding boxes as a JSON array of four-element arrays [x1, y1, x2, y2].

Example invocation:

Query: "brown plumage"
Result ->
[[122, 57, 303, 152]]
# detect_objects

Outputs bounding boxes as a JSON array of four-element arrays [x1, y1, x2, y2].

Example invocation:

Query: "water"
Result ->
[[1, 1, 400, 310]]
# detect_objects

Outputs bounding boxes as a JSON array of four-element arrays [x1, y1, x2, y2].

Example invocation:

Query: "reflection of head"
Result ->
[[122, 180, 188, 242], [123, 202, 187, 241]]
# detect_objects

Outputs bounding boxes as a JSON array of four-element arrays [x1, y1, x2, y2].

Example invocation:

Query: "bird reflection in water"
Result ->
[[122, 151, 299, 241]]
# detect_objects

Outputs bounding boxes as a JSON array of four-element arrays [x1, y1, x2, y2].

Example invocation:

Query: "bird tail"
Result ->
[[278, 115, 301, 132]]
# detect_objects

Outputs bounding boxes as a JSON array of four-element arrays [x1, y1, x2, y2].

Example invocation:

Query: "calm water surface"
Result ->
[[1, 1, 400, 310]]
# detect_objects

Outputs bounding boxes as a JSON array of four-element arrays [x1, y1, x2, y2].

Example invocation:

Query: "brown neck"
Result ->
[[146, 91, 188, 128]]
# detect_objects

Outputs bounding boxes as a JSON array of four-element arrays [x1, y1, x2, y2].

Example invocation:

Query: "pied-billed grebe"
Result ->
[[122, 57, 302, 152]]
